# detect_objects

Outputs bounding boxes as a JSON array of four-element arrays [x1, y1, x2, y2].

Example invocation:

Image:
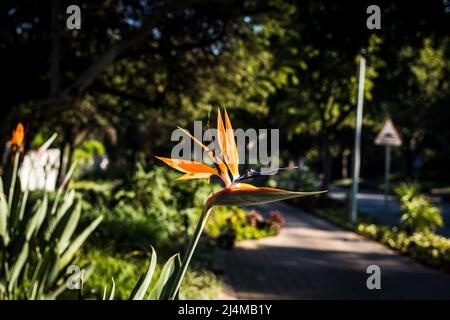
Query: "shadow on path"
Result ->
[[219, 202, 450, 299]]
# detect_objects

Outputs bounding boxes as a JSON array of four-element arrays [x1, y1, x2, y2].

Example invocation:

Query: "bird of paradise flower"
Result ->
[[156, 109, 326, 299], [5, 123, 25, 209], [8, 122, 25, 151]]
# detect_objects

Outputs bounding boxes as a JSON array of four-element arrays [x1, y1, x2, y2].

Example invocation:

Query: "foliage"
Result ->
[[112, 165, 181, 245], [73, 139, 106, 163], [2, 1, 450, 188], [268, 168, 320, 191], [266, 210, 285, 233], [72, 179, 119, 208], [177, 267, 221, 300], [0, 155, 102, 299], [73, 248, 148, 300], [71, 164, 222, 300], [357, 224, 450, 272], [206, 207, 284, 248], [395, 182, 443, 234], [82, 164, 217, 248], [1, 0, 294, 168], [75, 236, 221, 300]]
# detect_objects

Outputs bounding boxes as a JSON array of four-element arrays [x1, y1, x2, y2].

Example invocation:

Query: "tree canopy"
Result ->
[[1, 0, 450, 184]]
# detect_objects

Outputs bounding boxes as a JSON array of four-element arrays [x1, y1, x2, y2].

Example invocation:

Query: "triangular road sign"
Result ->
[[375, 118, 402, 146]]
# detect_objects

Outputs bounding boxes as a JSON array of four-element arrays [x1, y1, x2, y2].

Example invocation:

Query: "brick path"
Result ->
[[217, 202, 450, 299]]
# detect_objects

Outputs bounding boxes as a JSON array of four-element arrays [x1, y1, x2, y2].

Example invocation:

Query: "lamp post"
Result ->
[[350, 49, 367, 224]]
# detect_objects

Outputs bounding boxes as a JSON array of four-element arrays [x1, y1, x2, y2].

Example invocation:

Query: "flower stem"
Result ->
[[169, 205, 213, 300]]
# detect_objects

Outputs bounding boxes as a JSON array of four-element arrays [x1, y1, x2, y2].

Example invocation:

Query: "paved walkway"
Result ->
[[218, 202, 450, 299]]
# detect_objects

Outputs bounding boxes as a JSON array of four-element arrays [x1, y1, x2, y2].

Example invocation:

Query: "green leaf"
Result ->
[[129, 246, 157, 300], [0, 189, 10, 247], [28, 246, 56, 299], [46, 263, 95, 300], [8, 152, 20, 214], [109, 277, 116, 300], [8, 242, 29, 293], [46, 189, 75, 240], [148, 253, 181, 300], [35, 194, 48, 233], [25, 195, 48, 241], [37, 133, 58, 154], [50, 161, 78, 216], [49, 215, 103, 283], [56, 199, 81, 254], [18, 189, 29, 222]]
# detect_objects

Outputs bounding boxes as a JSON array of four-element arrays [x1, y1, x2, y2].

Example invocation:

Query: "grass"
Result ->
[[59, 239, 222, 300]]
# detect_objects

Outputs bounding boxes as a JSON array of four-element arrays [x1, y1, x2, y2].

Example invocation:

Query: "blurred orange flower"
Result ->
[[7, 122, 25, 151]]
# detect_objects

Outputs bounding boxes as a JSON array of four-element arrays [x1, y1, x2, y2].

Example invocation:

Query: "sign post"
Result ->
[[350, 51, 366, 224], [384, 145, 391, 205], [375, 118, 402, 205]]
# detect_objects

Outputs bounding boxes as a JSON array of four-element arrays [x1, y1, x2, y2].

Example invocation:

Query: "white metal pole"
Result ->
[[384, 144, 391, 206], [350, 52, 366, 224]]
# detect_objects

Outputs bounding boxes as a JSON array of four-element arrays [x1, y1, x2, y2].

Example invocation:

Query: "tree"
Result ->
[[0, 0, 293, 163], [266, 1, 380, 187]]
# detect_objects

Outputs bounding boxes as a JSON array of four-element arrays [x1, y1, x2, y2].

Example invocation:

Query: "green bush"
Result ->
[[357, 223, 450, 272], [206, 206, 283, 248], [73, 139, 106, 163], [395, 182, 443, 234], [268, 168, 320, 191], [80, 164, 218, 248]]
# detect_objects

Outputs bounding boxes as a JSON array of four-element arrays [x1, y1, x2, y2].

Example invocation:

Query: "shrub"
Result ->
[[268, 167, 320, 191], [206, 207, 284, 248], [246, 210, 263, 226], [395, 182, 443, 234], [81, 164, 218, 248], [357, 223, 450, 272], [266, 210, 285, 232]]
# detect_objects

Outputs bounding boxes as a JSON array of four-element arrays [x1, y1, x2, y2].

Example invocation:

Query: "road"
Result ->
[[328, 186, 450, 237], [218, 202, 450, 299]]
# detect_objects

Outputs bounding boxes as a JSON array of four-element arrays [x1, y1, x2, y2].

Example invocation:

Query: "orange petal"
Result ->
[[216, 161, 232, 187], [8, 122, 24, 146], [216, 108, 228, 163], [16, 123, 24, 145], [155, 156, 217, 175], [223, 109, 239, 179], [176, 172, 214, 180]]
